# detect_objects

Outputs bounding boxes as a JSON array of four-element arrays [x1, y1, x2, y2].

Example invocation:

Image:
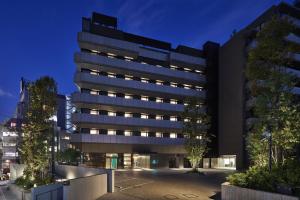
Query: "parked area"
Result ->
[[99, 168, 232, 200]]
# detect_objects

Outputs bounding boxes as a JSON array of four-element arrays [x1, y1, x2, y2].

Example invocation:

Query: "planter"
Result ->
[[9, 184, 32, 200], [221, 182, 299, 200]]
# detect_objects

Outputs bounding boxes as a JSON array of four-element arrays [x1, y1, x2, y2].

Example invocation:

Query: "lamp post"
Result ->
[[263, 127, 272, 172]]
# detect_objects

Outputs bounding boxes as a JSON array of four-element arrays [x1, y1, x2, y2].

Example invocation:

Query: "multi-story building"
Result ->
[[219, 2, 300, 169], [71, 13, 220, 169]]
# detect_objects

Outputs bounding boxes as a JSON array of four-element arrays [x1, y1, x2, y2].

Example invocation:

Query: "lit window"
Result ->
[[124, 56, 134, 61], [108, 91, 116, 97], [195, 70, 202, 73], [90, 129, 99, 134], [141, 78, 149, 83], [170, 99, 177, 104], [90, 70, 99, 75], [141, 62, 147, 65], [195, 86, 203, 91], [125, 94, 132, 99], [156, 115, 163, 120], [156, 98, 163, 103], [196, 135, 202, 140], [184, 102, 189, 106], [156, 80, 163, 85], [108, 72, 116, 78], [108, 112, 116, 116], [141, 96, 148, 101], [125, 75, 133, 80], [184, 84, 191, 89], [141, 131, 148, 137], [90, 110, 99, 115], [10, 122, 16, 127], [90, 90, 98, 95], [170, 65, 178, 70], [156, 132, 162, 137], [125, 112, 132, 118], [184, 118, 190, 122], [170, 116, 177, 121], [108, 130, 116, 135], [124, 130, 132, 136], [170, 133, 177, 138], [107, 52, 116, 57], [141, 114, 148, 119], [170, 82, 177, 87], [197, 119, 202, 123], [91, 49, 99, 53], [184, 68, 192, 72]]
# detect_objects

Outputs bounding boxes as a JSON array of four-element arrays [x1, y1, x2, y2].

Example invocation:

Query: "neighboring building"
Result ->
[[219, 2, 300, 169], [71, 13, 220, 169], [0, 119, 21, 169]]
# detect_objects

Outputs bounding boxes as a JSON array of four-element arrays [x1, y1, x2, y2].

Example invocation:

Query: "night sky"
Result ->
[[0, 0, 293, 122]]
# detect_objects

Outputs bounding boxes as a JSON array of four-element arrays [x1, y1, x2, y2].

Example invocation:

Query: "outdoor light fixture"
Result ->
[[262, 126, 272, 172]]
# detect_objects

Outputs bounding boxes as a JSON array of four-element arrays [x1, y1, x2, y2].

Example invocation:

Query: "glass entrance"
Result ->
[[133, 154, 150, 168]]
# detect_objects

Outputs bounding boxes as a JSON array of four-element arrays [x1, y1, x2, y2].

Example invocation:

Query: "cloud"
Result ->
[[0, 88, 13, 98]]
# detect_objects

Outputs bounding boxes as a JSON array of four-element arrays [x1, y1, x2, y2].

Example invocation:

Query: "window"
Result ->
[[170, 116, 177, 121], [184, 102, 189, 106], [91, 49, 99, 54], [90, 110, 99, 115], [108, 111, 116, 116], [90, 129, 99, 134], [124, 130, 132, 136], [170, 82, 177, 87], [170, 133, 177, 138], [184, 118, 190, 122], [125, 112, 132, 118], [125, 94, 132, 99], [184, 68, 192, 72], [141, 78, 149, 83], [90, 70, 99, 75], [125, 75, 133, 80], [10, 122, 16, 127], [156, 65, 162, 68], [108, 130, 116, 135], [156, 80, 163, 85], [156, 132, 162, 137], [195, 69, 202, 73], [170, 65, 178, 70], [156, 115, 163, 120], [141, 62, 147, 65], [108, 91, 116, 97], [170, 99, 177, 104], [90, 90, 98, 95], [141, 131, 148, 137], [195, 86, 203, 91], [196, 135, 202, 140], [184, 84, 191, 89], [108, 72, 116, 78], [197, 119, 202, 123], [156, 98, 163, 103], [141, 96, 148, 101], [141, 114, 148, 119]]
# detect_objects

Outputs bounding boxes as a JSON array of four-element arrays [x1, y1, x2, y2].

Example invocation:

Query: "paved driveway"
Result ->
[[99, 168, 233, 200]]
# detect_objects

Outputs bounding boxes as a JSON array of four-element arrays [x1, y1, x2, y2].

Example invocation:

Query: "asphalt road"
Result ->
[[99, 168, 233, 200]]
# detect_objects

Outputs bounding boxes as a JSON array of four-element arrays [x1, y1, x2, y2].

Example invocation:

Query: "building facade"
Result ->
[[71, 13, 220, 169], [219, 2, 300, 169]]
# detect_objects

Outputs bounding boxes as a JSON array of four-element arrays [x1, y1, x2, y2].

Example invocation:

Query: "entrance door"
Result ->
[[133, 154, 150, 168]]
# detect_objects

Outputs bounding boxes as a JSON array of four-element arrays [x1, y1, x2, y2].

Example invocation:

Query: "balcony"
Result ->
[[74, 72, 206, 100], [72, 113, 182, 132], [78, 32, 139, 58], [70, 134, 185, 145], [286, 33, 300, 45], [170, 52, 206, 70], [74, 52, 205, 85], [71, 92, 201, 115]]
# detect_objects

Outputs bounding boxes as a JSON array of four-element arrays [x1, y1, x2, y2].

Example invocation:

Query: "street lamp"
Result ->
[[262, 127, 272, 172]]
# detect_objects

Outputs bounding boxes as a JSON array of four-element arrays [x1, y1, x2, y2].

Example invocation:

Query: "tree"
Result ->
[[57, 148, 81, 165], [182, 97, 210, 171], [246, 15, 300, 167], [20, 76, 57, 184]]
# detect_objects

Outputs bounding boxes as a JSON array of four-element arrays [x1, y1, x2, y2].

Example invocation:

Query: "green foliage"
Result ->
[[246, 15, 300, 167], [15, 175, 53, 190], [227, 159, 300, 194], [182, 97, 211, 170], [20, 76, 57, 185], [57, 148, 81, 165]]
